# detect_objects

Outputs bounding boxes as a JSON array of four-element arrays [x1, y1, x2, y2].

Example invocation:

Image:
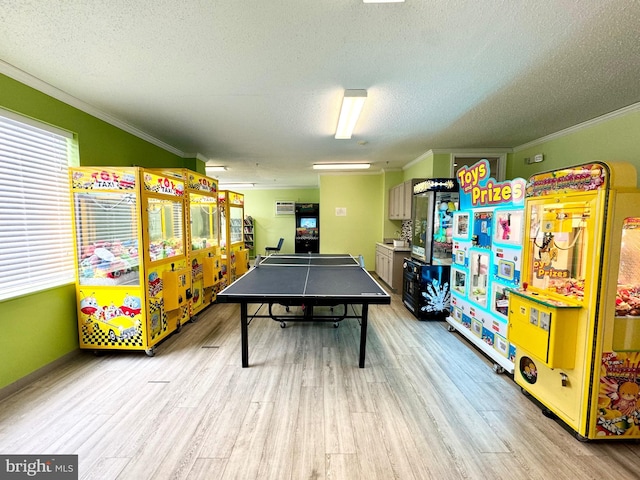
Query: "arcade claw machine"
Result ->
[[403, 178, 459, 319], [152, 169, 223, 319], [218, 190, 248, 285], [70, 167, 190, 356], [508, 161, 640, 440], [447, 159, 526, 374]]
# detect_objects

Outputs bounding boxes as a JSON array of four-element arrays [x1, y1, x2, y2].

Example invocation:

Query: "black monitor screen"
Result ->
[[300, 217, 317, 228]]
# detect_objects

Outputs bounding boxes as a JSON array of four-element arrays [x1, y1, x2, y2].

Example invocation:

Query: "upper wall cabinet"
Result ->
[[389, 182, 404, 219], [389, 179, 425, 220]]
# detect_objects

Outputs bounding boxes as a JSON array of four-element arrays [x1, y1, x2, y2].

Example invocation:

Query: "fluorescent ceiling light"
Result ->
[[335, 89, 367, 139], [219, 183, 254, 189], [363, 0, 405, 3], [313, 163, 370, 170], [206, 166, 227, 172]]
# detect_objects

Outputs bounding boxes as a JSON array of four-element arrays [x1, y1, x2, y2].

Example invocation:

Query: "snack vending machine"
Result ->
[[219, 190, 249, 285], [70, 167, 190, 356], [508, 161, 640, 440], [403, 178, 459, 319], [446, 159, 526, 373]]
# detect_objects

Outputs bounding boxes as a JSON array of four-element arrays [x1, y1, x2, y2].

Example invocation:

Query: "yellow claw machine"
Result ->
[[151, 169, 223, 319], [508, 161, 640, 440], [70, 167, 190, 356], [218, 190, 249, 285]]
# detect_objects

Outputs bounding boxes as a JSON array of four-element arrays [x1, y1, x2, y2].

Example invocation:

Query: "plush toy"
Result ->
[[499, 214, 511, 240], [434, 202, 452, 243]]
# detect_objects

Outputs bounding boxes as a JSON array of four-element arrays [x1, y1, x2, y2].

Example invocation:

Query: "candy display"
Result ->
[[615, 285, 640, 317], [548, 278, 585, 300]]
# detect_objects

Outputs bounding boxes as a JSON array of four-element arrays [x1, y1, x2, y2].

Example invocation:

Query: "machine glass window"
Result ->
[[526, 200, 591, 300], [613, 217, 640, 351], [190, 193, 218, 250], [147, 198, 184, 261], [74, 192, 140, 286]]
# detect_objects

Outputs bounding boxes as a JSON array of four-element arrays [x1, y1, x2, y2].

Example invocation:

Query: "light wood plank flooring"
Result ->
[[1, 289, 640, 479]]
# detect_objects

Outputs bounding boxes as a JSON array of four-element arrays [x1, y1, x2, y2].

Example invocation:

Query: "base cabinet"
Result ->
[[375, 244, 406, 290]]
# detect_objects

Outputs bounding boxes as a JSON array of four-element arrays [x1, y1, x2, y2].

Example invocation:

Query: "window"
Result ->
[[451, 153, 506, 181], [0, 109, 77, 301]]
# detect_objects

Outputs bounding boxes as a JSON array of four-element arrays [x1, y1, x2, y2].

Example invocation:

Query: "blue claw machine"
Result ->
[[402, 178, 459, 319]]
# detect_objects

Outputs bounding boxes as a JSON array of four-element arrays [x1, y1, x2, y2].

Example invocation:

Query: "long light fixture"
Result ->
[[313, 163, 370, 170], [219, 183, 254, 189], [206, 165, 227, 172], [335, 89, 367, 139], [363, 0, 405, 3]]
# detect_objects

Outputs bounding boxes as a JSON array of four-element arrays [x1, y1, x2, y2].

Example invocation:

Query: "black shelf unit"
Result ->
[[243, 216, 255, 258]]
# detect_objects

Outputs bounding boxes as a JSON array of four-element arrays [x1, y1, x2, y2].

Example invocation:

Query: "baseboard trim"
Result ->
[[0, 349, 81, 401]]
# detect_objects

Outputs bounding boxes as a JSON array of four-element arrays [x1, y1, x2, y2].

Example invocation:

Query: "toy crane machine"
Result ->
[[70, 167, 191, 356], [508, 161, 640, 440], [150, 169, 224, 320]]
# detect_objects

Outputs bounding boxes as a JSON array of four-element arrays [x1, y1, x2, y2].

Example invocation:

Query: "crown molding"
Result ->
[[403, 149, 436, 170], [0, 59, 185, 157], [514, 101, 640, 152]]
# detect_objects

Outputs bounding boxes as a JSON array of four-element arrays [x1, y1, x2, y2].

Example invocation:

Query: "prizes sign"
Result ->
[[457, 159, 526, 210]]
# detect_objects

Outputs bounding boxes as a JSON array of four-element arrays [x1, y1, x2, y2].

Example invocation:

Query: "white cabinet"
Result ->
[[375, 243, 407, 291], [388, 179, 424, 220], [376, 245, 390, 285], [388, 183, 404, 219], [402, 180, 413, 219]]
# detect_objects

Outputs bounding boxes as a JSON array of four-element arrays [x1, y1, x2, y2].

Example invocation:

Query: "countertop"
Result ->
[[376, 242, 411, 252]]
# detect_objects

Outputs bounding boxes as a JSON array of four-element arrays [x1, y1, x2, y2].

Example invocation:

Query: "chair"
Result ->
[[265, 238, 284, 256]]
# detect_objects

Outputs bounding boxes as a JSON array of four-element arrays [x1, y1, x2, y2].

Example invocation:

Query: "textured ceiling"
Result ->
[[1, 1, 639, 187]]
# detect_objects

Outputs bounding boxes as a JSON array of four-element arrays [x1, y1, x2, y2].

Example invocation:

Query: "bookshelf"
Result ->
[[243, 216, 255, 258]]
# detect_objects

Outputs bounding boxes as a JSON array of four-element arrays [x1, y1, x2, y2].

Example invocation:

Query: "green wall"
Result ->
[[403, 151, 453, 180], [240, 188, 320, 256], [319, 173, 383, 269], [403, 153, 432, 180], [508, 109, 640, 183], [0, 73, 189, 392]]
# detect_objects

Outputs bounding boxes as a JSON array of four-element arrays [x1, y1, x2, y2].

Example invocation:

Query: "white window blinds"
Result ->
[[0, 111, 75, 301]]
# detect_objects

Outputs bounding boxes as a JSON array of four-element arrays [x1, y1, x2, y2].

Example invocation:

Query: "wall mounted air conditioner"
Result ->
[[275, 201, 295, 215]]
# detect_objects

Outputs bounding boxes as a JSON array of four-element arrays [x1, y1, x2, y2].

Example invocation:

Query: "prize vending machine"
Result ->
[[155, 169, 223, 319], [403, 178, 459, 319], [507, 161, 640, 440], [70, 167, 190, 356], [218, 190, 248, 285], [446, 159, 526, 373]]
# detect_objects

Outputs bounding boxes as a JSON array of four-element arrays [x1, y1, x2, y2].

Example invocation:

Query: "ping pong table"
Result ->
[[216, 253, 391, 368]]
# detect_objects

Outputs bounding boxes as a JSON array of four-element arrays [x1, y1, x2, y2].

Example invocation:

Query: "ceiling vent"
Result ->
[[275, 201, 295, 215]]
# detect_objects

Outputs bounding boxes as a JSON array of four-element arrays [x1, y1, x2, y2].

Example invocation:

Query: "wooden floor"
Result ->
[[1, 289, 640, 480]]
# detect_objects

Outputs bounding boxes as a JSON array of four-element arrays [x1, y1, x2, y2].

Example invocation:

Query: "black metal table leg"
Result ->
[[241, 302, 249, 367], [359, 304, 368, 368]]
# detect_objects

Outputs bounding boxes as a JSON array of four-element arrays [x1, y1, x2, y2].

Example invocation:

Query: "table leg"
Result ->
[[241, 302, 249, 367], [359, 304, 368, 368]]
